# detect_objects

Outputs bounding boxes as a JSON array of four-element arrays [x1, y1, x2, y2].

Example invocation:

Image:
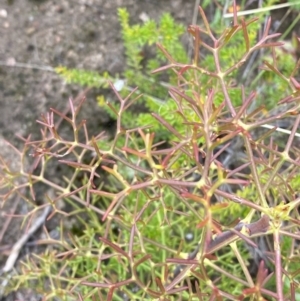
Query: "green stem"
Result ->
[[274, 227, 284, 301], [243, 136, 268, 208]]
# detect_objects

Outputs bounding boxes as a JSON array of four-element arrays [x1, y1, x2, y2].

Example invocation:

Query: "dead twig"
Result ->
[[1, 204, 52, 274], [0, 205, 52, 299]]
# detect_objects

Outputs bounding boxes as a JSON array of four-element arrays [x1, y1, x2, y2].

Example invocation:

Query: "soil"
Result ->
[[0, 1, 197, 300]]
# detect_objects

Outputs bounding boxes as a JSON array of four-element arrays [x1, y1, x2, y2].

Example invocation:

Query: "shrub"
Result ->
[[1, 3, 300, 301], [56, 7, 189, 142]]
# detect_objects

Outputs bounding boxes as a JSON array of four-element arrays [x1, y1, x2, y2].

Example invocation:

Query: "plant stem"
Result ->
[[274, 227, 284, 301]]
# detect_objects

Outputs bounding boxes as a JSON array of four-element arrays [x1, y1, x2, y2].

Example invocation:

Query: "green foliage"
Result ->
[[250, 42, 297, 108], [118, 8, 187, 69], [2, 3, 300, 301], [55, 8, 190, 141], [288, 0, 300, 9], [55, 66, 111, 88], [55, 6, 299, 144], [104, 8, 191, 141]]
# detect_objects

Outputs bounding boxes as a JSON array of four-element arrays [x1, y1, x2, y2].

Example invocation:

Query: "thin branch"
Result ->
[[224, 2, 300, 18], [1, 205, 52, 273]]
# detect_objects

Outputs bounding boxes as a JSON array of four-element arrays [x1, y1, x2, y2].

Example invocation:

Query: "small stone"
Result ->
[[185, 233, 194, 241], [139, 12, 149, 23], [0, 9, 7, 18], [6, 57, 16, 66], [26, 27, 36, 35]]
